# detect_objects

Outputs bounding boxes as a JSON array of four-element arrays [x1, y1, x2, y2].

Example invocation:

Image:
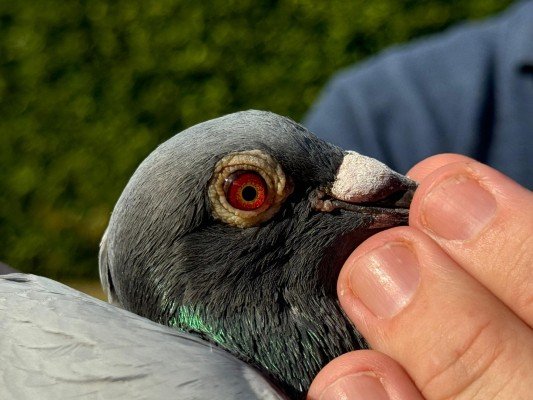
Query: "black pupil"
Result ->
[[242, 186, 257, 201]]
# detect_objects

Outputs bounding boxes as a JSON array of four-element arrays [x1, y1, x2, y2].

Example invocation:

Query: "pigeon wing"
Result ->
[[0, 274, 287, 400]]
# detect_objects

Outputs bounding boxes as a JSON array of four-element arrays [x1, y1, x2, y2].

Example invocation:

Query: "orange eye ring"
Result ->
[[208, 150, 292, 228], [224, 171, 268, 211]]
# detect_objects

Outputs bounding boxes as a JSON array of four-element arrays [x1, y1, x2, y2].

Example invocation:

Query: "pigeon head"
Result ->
[[99, 110, 416, 398]]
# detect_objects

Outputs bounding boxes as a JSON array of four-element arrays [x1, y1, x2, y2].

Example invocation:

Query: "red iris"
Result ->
[[225, 171, 268, 210]]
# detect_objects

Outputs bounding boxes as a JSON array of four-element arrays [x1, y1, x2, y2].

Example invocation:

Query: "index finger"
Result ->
[[409, 157, 533, 327], [407, 153, 472, 182]]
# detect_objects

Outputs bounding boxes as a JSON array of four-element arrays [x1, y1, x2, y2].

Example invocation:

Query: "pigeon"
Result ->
[[99, 110, 417, 398], [0, 273, 287, 399]]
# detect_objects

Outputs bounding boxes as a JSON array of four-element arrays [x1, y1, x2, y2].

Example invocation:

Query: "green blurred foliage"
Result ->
[[0, 0, 513, 279]]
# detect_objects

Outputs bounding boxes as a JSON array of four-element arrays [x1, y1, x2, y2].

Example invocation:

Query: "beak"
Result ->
[[311, 151, 418, 228]]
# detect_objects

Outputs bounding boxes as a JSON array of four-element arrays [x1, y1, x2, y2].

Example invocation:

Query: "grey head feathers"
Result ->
[[100, 110, 416, 398]]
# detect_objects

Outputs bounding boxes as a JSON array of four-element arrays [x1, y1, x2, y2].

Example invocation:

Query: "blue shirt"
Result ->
[[304, 1, 533, 189]]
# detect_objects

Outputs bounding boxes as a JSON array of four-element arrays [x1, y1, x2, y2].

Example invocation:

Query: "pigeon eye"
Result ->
[[224, 172, 269, 211], [208, 150, 292, 228]]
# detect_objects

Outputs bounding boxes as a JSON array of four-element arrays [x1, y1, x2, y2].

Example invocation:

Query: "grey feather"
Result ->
[[0, 273, 287, 400]]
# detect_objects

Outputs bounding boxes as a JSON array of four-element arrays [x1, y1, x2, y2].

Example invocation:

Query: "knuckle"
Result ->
[[420, 319, 509, 400]]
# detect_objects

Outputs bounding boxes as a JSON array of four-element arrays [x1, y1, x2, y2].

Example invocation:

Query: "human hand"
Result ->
[[308, 154, 533, 400]]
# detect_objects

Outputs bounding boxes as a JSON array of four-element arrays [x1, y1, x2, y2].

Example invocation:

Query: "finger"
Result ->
[[409, 158, 533, 326], [338, 227, 533, 399], [308, 350, 424, 400], [406, 153, 472, 182]]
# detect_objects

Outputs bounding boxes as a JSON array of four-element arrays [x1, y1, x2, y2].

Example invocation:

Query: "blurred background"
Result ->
[[0, 0, 512, 296]]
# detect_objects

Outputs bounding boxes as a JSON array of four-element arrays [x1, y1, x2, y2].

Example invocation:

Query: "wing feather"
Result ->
[[0, 274, 287, 400]]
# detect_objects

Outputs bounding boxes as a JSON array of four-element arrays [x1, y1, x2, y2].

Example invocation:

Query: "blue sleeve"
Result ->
[[303, 17, 499, 174]]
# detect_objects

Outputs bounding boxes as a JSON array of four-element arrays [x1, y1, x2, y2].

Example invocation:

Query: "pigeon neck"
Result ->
[[165, 294, 365, 399]]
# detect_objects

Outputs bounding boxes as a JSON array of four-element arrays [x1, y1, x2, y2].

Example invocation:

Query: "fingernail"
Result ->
[[349, 243, 419, 318], [319, 373, 390, 400], [421, 174, 496, 240]]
